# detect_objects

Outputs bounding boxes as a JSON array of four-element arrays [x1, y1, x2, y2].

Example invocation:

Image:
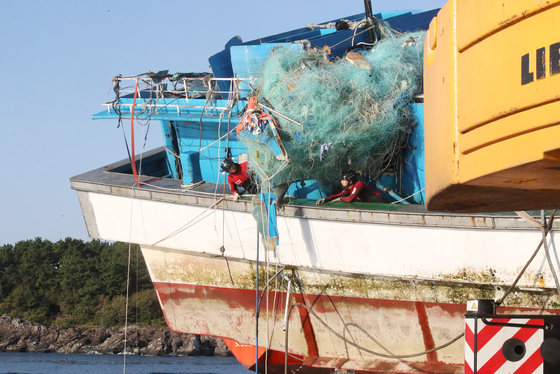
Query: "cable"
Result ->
[[130, 78, 140, 185], [390, 187, 424, 205], [150, 198, 224, 246], [283, 302, 463, 370], [255, 231, 260, 374], [257, 266, 287, 313], [541, 211, 560, 293], [496, 209, 556, 306], [328, 25, 375, 50], [122, 186, 136, 374]]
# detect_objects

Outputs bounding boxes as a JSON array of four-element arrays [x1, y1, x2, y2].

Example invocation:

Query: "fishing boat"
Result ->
[[71, 1, 560, 373]]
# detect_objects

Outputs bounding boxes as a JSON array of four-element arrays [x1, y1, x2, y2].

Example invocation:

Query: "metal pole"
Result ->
[[255, 231, 260, 374], [363, 0, 376, 43]]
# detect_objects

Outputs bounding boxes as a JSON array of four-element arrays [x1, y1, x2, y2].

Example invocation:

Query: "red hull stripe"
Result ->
[[415, 302, 437, 362], [476, 318, 510, 352]]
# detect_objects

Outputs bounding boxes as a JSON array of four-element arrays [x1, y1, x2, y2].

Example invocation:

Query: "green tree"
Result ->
[[0, 238, 163, 327], [57, 238, 100, 322], [0, 238, 61, 323]]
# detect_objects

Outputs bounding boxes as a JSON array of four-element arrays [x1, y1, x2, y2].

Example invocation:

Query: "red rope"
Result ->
[[130, 78, 140, 185]]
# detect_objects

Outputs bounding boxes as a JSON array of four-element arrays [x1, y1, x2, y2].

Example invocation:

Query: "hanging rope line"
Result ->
[[541, 211, 560, 293], [284, 302, 463, 361], [130, 78, 140, 185], [390, 188, 424, 205], [122, 187, 137, 374], [497, 209, 557, 306], [255, 232, 260, 374], [151, 198, 224, 246]]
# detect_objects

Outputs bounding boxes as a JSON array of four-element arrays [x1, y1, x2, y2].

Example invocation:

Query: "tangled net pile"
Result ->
[[240, 28, 425, 195]]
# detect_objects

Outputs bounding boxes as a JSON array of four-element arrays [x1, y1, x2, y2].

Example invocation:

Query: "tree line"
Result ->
[[0, 238, 164, 328]]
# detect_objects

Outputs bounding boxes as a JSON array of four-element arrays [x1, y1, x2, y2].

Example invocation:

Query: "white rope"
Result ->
[[151, 198, 224, 246], [515, 211, 542, 228], [122, 187, 136, 373], [199, 126, 238, 153], [541, 211, 560, 293], [163, 145, 180, 159], [497, 209, 557, 305], [259, 103, 304, 129], [513, 210, 560, 293], [390, 187, 425, 205]]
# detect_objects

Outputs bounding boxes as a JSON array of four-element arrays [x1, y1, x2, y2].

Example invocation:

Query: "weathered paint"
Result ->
[[415, 301, 437, 362], [221, 338, 329, 374], [152, 281, 464, 373], [143, 248, 560, 373]]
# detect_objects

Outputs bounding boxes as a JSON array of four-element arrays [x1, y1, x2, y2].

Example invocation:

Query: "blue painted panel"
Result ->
[[381, 9, 439, 33], [172, 121, 248, 185], [258, 193, 279, 244], [180, 152, 202, 184], [242, 14, 364, 45], [208, 36, 244, 98], [401, 103, 425, 204], [286, 180, 323, 200], [375, 11, 410, 19]]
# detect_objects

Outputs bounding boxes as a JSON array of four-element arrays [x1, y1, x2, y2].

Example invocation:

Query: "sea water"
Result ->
[[0, 352, 251, 374]]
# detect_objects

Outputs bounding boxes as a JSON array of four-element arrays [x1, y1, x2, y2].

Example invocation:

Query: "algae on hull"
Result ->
[[149, 249, 560, 311]]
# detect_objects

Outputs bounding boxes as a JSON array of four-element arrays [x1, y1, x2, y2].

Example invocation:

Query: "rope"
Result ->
[[199, 126, 238, 153], [496, 209, 557, 306], [541, 211, 560, 293], [283, 301, 462, 374], [515, 211, 542, 228], [390, 187, 424, 205], [130, 78, 140, 185], [214, 78, 239, 287], [122, 187, 136, 373], [122, 242, 132, 372], [259, 103, 304, 129], [150, 198, 224, 246], [257, 266, 287, 311], [328, 25, 375, 50], [255, 232, 260, 374]]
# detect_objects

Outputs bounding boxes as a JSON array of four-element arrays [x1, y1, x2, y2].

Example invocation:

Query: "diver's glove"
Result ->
[[315, 198, 326, 205]]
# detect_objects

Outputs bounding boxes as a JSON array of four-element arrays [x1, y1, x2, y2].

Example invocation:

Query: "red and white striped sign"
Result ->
[[465, 317, 544, 373]]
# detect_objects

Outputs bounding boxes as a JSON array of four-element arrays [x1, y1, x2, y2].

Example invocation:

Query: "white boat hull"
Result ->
[[71, 174, 560, 373]]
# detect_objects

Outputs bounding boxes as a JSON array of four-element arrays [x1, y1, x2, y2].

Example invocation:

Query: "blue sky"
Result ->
[[0, 0, 446, 245]]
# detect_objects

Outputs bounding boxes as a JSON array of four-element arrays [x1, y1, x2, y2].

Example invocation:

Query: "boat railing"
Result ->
[[105, 75, 257, 114]]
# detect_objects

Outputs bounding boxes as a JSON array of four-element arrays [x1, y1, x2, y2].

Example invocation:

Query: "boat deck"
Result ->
[[70, 147, 557, 231]]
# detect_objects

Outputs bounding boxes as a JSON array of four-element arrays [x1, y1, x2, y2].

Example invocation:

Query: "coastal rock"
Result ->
[[0, 315, 231, 357]]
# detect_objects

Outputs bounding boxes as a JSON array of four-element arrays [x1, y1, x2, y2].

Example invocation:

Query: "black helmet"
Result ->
[[341, 169, 357, 182], [220, 158, 236, 172]]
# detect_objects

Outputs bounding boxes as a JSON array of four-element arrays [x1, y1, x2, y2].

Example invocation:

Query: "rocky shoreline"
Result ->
[[0, 315, 230, 356]]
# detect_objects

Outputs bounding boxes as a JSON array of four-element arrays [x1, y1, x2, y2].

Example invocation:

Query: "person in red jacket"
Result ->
[[221, 158, 257, 201], [316, 169, 384, 205]]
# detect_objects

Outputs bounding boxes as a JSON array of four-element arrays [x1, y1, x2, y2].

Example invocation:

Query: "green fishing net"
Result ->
[[241, 29, 425, 196]]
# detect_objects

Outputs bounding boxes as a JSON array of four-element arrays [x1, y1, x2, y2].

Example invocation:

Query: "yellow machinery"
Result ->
[[424, 0, 560, 212]]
